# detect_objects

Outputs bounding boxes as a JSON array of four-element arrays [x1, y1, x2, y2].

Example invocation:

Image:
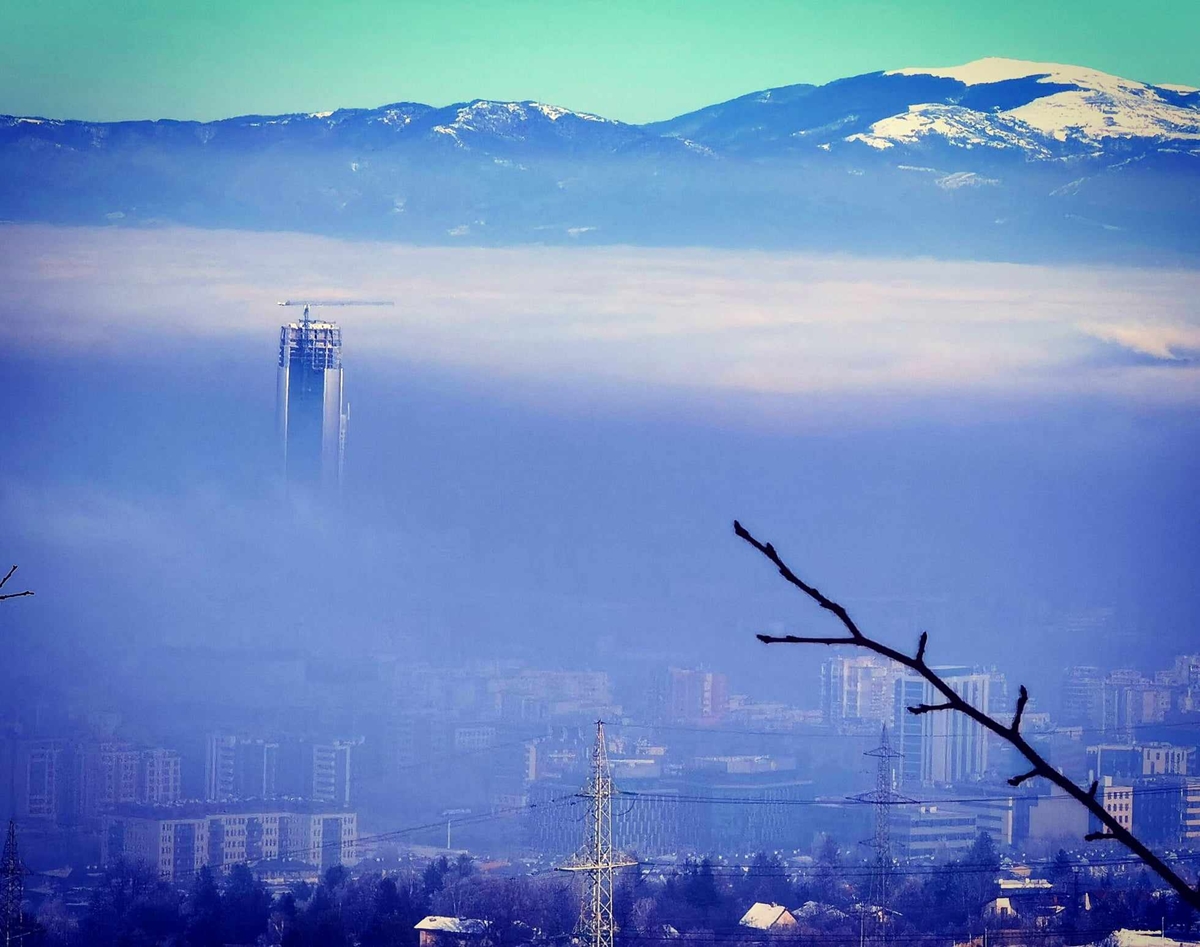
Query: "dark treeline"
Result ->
[[26, 838, 1199, 947]]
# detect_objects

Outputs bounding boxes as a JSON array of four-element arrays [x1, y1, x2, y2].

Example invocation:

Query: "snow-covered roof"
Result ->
[[739, 903, 794, 930], [1106, 931, 1200, 947], [415, 916, 489, 936], [999, 877, 1053, 891]]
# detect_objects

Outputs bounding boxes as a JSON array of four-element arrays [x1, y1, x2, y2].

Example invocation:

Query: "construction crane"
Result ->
[[277, 298, 395, 328]]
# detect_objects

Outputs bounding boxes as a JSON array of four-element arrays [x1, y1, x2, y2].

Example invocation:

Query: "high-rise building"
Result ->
[[895, 666, 999, 787], [665, 669, 728, 724], [820, 654, 903, 732], [1061, 666, 1105, 730], [139, 749, 182, 806], [204, 734, 238, 802], [97, 743, 141, 808], [277, 312, 348, 491]]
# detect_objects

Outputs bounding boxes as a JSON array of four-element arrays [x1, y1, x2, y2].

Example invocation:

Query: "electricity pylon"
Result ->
[[557, 722, 636, 947], [2, 820, 23, 947], [850, 725, 908, 912]]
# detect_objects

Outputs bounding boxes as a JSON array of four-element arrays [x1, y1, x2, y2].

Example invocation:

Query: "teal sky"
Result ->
[[4, 0, 1199, 124]]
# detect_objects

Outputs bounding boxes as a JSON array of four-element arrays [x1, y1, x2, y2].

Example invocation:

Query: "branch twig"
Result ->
[[0, 565, 33, 602], [908, 702, 955, 715], [733, 519, 1200, 911]]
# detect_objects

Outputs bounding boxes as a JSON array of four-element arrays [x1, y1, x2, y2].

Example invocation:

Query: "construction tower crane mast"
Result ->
[[278, 299, 395, 329]]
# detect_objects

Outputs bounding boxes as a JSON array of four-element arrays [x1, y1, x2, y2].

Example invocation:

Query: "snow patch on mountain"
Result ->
[[1008, 86, 1200, 143], [889, 57, 1133, 93], [936, 171, 999, 189], [846, 103, 1052, 155], [529, 102, 611, 123]]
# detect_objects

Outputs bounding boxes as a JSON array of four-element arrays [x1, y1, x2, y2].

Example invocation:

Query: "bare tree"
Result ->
[[733, 519, 1200, 911], [0, 566, 32, 602]]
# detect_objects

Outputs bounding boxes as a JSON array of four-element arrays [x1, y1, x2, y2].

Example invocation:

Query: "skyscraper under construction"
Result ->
[[277, 308, 348, 492]]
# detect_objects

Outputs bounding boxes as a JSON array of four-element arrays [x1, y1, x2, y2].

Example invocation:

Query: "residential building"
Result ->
[[95, 743, 141, 808], [820, 654, 902, 732], [1061, 666, 1105, 731], [1103, 670, 1171, 740], [206, 735, 355, 806], [102, 803, 358, 881], [205, 734, 238, 802], [140, 749, 183, 806], [1142, 743, 1194, 775], [666, 668, 728, 724], [1087, 743, 1194, 782], [17, 740, 68, 822], [1186, 777, 1200, 844], [1093, 776, 1134, 833], [414, 916, 489, 947], [1132, 776, 1190, 847], [739, 903, 797, 931]]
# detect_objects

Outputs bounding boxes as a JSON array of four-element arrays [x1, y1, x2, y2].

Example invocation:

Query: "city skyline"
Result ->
[[3, 1, 1198, 936]]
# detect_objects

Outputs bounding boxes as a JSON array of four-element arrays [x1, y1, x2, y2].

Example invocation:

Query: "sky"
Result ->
[[3, 0, 1200, 123], [3, 224, 1199, 709]]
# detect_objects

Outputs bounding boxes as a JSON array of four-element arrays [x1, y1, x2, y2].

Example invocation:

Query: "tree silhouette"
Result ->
[[733, 519, 1200, 911]]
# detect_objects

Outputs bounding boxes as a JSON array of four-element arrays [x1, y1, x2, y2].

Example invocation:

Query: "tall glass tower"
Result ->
[[277, 309, 348, 492]]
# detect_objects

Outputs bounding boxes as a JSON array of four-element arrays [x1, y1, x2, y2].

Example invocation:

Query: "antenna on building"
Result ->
[[1, 819, 24, 947], [557, 721, 636, 947]]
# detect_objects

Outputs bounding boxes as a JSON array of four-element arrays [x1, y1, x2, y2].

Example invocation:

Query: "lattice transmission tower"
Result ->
[[850, 725, 908, 911], [557, 721, 637, 947], [2, 819, 24, 947]]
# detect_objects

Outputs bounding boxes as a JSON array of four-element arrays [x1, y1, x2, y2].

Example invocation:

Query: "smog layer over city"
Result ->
[[2, 3, 1200, 947]]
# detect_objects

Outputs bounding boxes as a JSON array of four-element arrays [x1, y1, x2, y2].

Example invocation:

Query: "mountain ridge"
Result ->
[[3, 58, 1198, 263]]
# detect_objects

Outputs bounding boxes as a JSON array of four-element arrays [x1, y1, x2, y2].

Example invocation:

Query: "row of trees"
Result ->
[[29, 838, 1197, 947]]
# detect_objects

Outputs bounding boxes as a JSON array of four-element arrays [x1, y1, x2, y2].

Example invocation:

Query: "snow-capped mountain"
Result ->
[[849, 58, 1200, 153], [651, 57, 1200, 157], [2, 58, 1197, 262]]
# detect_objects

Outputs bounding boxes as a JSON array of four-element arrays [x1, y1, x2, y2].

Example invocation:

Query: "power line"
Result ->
[[71, 794, 582, 886], [635, 855, 1200, 878], [619, 782, 1195, 807], [613, 719, 1200, 740]]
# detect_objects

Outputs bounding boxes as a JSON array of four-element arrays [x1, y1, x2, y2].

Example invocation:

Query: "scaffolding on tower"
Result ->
[[557, 721, 637, 947]]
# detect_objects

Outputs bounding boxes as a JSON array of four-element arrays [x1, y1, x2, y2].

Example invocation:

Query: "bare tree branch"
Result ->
[[734, 519, 1200, 910], [1008, 768, 1040, 788], [908, 702, 955, 715], [1010, 685, 1029, 734], [0, 565, 33, 601]]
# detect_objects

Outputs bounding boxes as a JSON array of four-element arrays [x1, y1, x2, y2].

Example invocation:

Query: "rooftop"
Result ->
[[414, 916, 489, 936]]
